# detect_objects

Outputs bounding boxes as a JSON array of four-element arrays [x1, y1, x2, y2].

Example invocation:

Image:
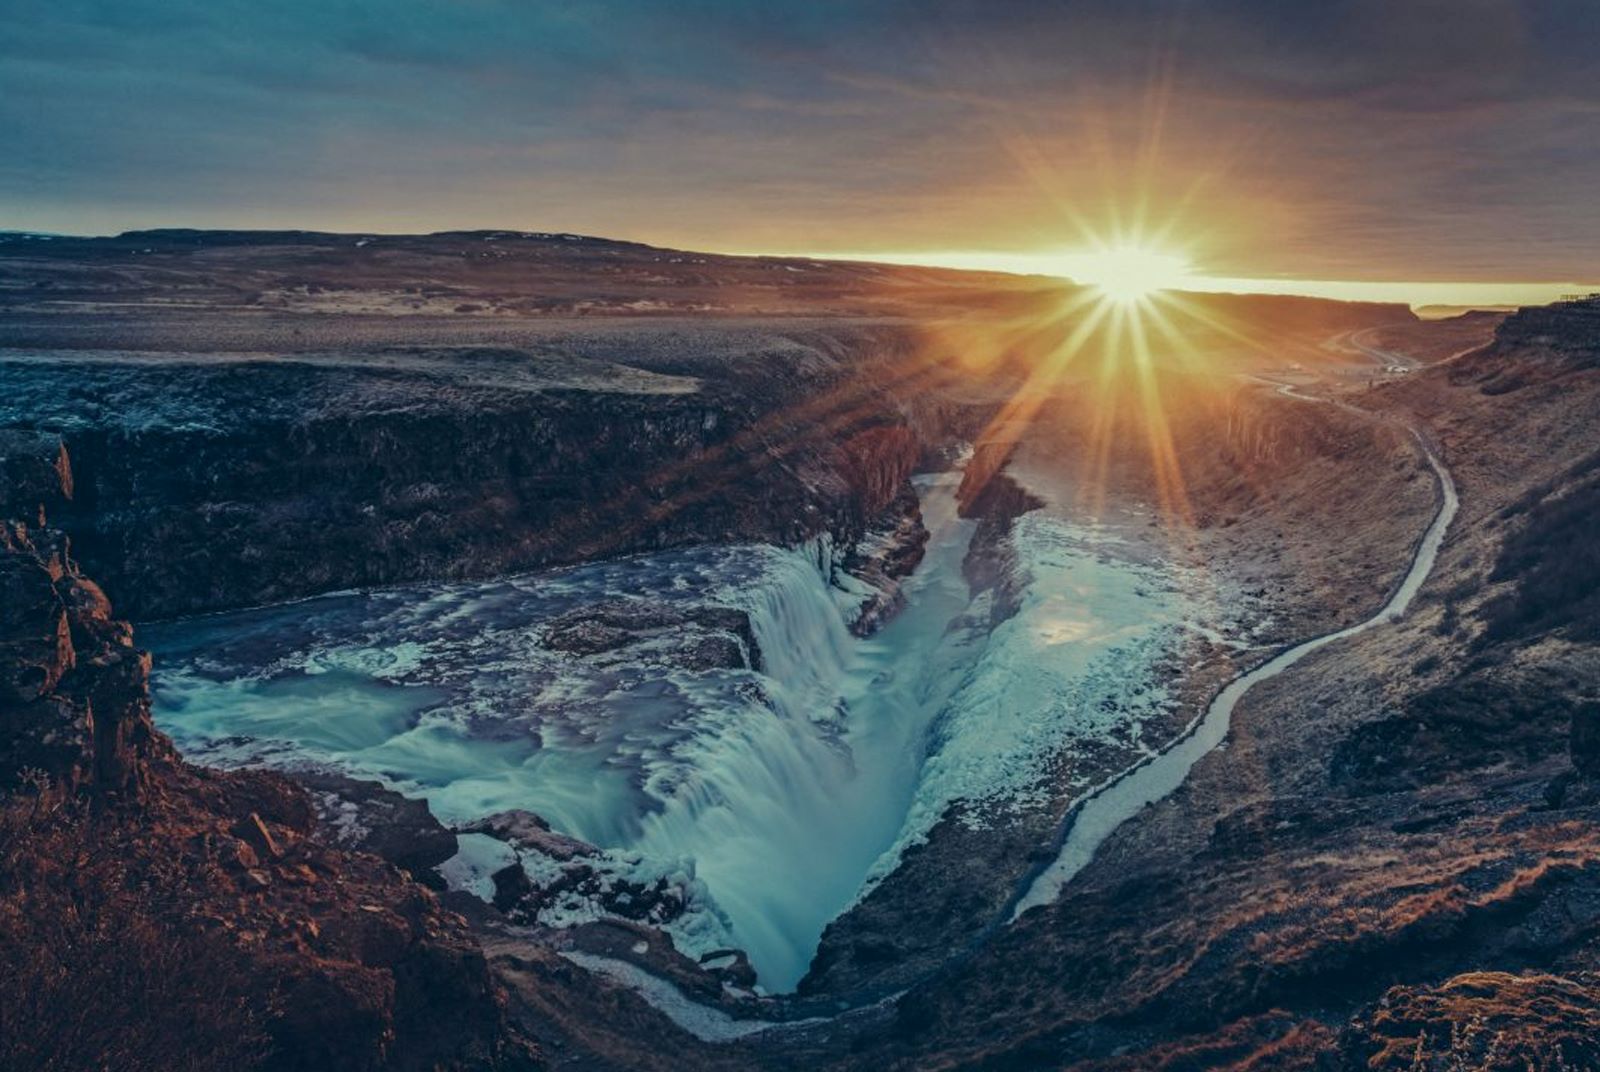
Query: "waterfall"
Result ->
[[145, 475, 990, 992], [150, 468, 1199, 995], [624, 544, 862, 987], [723, 541, 856, 725], [622, 474, 983, 990]]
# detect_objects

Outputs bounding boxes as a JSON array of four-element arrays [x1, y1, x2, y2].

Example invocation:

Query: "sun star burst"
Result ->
[[1059, 245, 1192, 304]]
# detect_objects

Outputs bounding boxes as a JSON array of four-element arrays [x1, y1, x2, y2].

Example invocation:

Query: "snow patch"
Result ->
[[558, 951, 826, 1041], [440, 833, 519, 901]]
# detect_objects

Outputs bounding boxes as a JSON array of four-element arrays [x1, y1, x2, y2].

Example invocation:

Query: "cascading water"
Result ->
[[146, 473, 982, 989], [145, 468, 1201, 993], [620, 548, 868, 987], [660, 473, 983, 986]]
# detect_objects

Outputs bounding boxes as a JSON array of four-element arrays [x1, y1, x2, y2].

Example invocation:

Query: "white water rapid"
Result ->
[[146, 469, 1195, 992]]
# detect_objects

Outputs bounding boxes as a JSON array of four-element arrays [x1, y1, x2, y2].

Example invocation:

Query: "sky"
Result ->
[[3, 0, 1599, 302]]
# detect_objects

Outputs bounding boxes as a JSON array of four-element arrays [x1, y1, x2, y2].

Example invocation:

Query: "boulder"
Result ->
[[460, 809, 597, 862], [231, 812, 283, 860], [294, 771, 458, 886]]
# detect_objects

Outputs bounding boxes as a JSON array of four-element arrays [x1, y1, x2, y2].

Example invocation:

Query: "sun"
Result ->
[[1057, 245, 1192, 304]]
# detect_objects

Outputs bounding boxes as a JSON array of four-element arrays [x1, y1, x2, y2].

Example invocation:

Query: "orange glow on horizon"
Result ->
[[916, 213, 1322, 540], [770, 247, 1591, 311]]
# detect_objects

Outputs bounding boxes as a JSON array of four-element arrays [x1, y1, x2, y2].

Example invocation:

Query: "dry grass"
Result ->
[[0, 799, 271, 1072]]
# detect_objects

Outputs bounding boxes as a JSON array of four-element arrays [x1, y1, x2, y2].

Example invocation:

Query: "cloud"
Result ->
[[1, 0, 1596, 280]]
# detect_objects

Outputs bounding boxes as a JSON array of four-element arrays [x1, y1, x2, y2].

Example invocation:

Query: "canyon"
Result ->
[[2, 231, 1597, 1071]]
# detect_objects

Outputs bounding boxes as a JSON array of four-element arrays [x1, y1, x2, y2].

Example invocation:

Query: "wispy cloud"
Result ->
[[2, 0, 1596, 281]]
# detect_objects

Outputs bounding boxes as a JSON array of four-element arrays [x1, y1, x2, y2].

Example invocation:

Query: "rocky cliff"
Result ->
[[0, 434, 540, 1072], [1, 326, 931, 619], [810, 308, 1600, 1071], [1487, 296, 1600, 361], [1451, 295, 1600, 394]]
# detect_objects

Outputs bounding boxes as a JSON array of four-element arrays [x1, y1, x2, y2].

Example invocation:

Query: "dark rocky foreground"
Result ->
[[0, 438, 539, 1071]]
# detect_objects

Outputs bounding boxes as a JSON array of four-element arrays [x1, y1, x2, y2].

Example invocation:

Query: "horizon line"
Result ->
[[761, 250, 1600, 312], [5, 225, 1593, 312]]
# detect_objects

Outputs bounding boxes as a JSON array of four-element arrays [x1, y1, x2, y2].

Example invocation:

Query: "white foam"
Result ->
[[147, 468, 1204, 992]]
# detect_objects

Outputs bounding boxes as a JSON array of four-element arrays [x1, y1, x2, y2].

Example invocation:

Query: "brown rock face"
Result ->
[[1338, 972, 1600, 1070], [0, 483, 159, 799], [0, 435, 540, 1072]]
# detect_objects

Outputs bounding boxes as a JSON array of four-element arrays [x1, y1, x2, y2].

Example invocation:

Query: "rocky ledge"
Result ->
[[0, 434, 540, 1072], [1451, 295, 1600, 394], [541, 601, 763, 672], [0, 326, 931, 621]]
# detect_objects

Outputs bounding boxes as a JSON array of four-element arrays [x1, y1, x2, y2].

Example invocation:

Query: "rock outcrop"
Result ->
[[0, 435, 539, 1072], [541, 601, 763, 671], [1450, 295, 1600, 394], [0, 430, 159, 799], [1487, 296, 1600, 365], [2, 331, 931, 620], [295, 771, 462, 888]]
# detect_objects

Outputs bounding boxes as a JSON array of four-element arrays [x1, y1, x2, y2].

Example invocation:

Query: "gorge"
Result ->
[[142, 461, 1210, 993], [3, 230, 1597, 1071]]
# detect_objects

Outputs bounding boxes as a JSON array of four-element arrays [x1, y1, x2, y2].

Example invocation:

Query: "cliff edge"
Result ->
[[0, 432, 540, 1072]]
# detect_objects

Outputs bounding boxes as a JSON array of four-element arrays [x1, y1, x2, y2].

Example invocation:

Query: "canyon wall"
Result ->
[[3, 330, 933, 619], [0, 434, 540, 1072], [817, 304, 1600, 1072], [796, 376, 1440, 1004]]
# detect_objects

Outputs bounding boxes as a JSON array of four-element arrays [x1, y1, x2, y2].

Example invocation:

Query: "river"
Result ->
[[145, 469, 1197, 991], [1012, 424, 1458, 916]]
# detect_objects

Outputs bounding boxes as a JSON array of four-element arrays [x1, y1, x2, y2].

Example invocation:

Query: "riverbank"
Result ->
[[1014, 420, 1458, 915]]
